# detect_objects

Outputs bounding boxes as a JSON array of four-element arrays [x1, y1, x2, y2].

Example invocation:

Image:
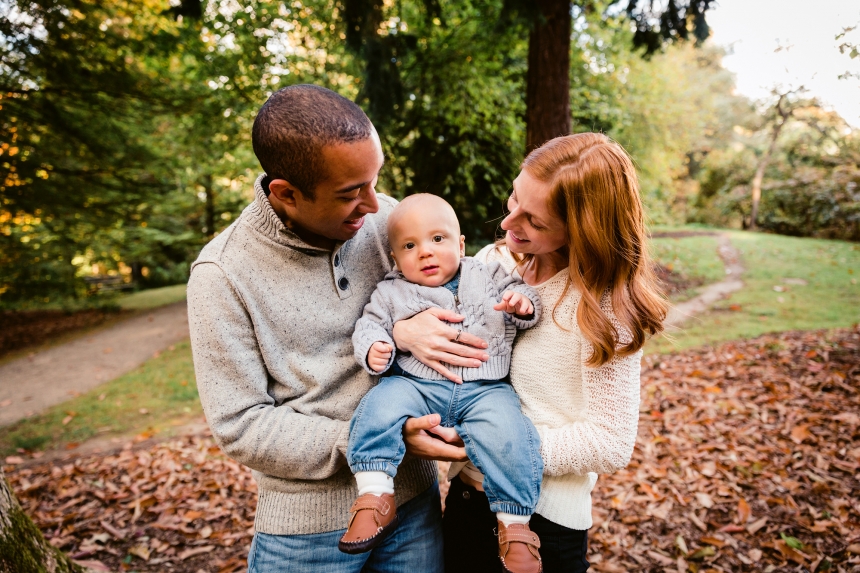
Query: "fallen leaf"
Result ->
[[646, 550, 674, 566], [128, 543, 151, 561], [687, 546, 716, 561], [737, 497, 751, 523], [747, 516, 769, 534], [790, 424, 811, 444], [177, 546, 214, 561], [694, 492, 714, 509]]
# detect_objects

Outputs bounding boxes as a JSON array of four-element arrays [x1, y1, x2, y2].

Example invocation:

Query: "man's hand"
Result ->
[[367, 341, 393, 373], [494, 291, 534, 317], [392, 308, 489, 384], [403, 414, 468, 462]]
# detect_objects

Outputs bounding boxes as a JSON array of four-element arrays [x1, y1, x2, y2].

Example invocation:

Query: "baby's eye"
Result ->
[[432, 235, 444, 243], [404, 242, 415, 250]]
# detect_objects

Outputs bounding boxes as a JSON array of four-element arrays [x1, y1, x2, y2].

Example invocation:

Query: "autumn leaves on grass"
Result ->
[[4, 327, 860, 573], [589, 326, 860, 572]]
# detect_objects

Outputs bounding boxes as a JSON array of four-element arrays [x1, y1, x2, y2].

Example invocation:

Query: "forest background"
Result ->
[[1, 0, 859, 307]]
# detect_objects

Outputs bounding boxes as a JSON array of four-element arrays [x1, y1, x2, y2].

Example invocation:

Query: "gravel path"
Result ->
[[0, 301, 189, 427], [664, 233, 744, 328]]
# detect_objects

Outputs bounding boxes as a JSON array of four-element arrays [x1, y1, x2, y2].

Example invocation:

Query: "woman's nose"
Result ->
[[501, 211, 517, 231]]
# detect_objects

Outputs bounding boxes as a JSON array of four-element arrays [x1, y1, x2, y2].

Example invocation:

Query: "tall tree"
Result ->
[[343, 0, 716, 152]]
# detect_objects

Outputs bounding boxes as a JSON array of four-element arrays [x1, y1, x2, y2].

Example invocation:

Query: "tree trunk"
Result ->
[[525, 0, 572, 154], [0, 468, 84, 573], [203, 173, 215, 238], [750, 96, 791, 231]]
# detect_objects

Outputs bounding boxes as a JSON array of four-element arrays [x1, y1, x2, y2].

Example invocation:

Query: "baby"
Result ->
[[339, 194, 545, 573]]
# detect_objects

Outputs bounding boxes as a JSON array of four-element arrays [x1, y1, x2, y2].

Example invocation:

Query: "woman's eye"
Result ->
[[433, 235, 443, 243]]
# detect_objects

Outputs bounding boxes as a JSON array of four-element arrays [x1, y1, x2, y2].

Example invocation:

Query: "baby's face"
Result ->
[[389, 204, 465, 287]]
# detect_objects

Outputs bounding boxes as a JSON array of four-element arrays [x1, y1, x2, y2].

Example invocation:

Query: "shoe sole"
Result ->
[[338, 513, 401, 554]]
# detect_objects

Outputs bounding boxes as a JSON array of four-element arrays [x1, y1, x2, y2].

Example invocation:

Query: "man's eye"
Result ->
[[433, 235, 444, 243]]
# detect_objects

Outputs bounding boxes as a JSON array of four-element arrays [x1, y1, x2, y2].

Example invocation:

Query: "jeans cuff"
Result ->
[[349, 461, 399, 478], [488, 501, 534, 516]]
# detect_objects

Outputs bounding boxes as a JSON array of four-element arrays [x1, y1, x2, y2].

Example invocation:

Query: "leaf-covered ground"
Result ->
[[591, 326, 860, 573], [5, 327, 860, 572]]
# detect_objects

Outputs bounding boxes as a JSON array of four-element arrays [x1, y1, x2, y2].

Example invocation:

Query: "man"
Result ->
[[187, 85, 485, 571]]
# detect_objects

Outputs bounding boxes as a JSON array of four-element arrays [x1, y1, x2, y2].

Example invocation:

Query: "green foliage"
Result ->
[[375, 1, 528, 240], [2, 0, 855, 308], [693, 103, 860, 240]]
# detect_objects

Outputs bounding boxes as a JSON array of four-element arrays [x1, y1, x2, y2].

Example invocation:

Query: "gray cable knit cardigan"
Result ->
[[187, 175, 436, 535], [353, 257, 543, 382]]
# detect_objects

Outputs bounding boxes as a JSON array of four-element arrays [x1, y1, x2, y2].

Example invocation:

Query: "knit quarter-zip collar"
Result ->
[[245, 173, 341, 255]]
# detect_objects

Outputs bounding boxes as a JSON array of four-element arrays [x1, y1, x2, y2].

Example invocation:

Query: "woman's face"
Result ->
[[501, 169, 567, 256]]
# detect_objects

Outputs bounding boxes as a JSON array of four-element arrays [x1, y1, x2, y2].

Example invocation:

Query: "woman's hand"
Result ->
[[392, 308, 489, 383], [403, 414, 467, 462]]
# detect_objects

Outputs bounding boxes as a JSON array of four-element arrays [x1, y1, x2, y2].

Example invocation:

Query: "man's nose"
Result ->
[[356, 186, 379, 215]]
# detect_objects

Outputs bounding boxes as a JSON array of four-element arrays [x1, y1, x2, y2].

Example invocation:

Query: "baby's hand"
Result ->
[[494, 291, 534, 317], [367, 341, 393, 373]]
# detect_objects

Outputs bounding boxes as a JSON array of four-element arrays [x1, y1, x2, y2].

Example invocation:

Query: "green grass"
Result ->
[[0, 341, 200, 457], [650, 235, 726, 300], [648, 231, 860, 354], [117, 284, 187, 310], [4, 231, 858, 455]]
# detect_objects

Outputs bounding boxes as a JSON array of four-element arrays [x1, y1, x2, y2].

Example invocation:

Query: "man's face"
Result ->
[[390, 205, 465, 288], [271, 131, 385, 246]]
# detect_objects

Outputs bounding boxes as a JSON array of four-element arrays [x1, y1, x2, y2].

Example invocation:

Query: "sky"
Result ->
[[707, 0, 860, 127]]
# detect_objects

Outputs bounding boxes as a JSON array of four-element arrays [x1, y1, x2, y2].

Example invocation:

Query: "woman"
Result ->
[[396, 133, 667, 573]]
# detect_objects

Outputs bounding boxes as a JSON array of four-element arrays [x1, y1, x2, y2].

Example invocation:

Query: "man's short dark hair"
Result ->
[[252, 84, 374, 200]]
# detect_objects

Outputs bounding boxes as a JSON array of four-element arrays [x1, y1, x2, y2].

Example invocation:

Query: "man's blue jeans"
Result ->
[[348, 372, 543, 516], [248, 483, 443, 572]]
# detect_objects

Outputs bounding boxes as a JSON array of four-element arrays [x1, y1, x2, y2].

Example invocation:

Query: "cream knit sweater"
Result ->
[[472, 245, 642, 530]]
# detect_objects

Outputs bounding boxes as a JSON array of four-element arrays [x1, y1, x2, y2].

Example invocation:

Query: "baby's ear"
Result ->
[[459, 235, 466, 256]]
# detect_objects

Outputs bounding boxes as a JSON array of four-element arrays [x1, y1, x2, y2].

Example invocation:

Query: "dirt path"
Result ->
[[0, 301, 189, 427], [664, 233, 744, 328]]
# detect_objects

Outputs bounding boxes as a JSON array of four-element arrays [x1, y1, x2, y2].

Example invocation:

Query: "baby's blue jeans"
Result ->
[[347, 368, 543, 516]]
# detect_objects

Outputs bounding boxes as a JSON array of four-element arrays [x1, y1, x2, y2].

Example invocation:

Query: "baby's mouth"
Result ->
[[421, 265, 439, 273]]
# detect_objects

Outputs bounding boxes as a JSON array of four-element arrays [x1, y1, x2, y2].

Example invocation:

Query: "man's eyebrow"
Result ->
[[334, 160, 385, 195], [334, 182, 369, 194]]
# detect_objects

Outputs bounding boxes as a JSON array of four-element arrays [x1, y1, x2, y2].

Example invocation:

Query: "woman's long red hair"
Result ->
[[517, 133, 667, 366]]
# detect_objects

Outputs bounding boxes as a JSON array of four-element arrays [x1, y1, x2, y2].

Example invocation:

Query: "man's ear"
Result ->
[[459, 235, 466, 257], [268, 178, 302, 206]]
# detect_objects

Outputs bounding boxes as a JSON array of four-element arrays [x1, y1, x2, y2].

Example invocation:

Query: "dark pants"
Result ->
[[442, 476, 590, 573]]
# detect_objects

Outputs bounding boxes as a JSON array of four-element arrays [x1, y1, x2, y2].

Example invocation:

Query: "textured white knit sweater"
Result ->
[[473, 245, 642, 530]]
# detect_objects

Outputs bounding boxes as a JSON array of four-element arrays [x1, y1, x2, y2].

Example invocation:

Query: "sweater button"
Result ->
[[338, 277, 349, 290], [462, 491, 470, 500], [334, 254, 340, 267]]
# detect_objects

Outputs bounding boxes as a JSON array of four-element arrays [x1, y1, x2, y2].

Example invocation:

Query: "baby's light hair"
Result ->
[[387, 194, 461, 244]]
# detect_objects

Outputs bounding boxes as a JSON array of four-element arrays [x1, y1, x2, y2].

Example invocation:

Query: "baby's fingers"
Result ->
[[517, 298, 533, 315]]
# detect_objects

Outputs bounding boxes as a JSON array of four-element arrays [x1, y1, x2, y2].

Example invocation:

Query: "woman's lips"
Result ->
[[508, 230, 529, 244]]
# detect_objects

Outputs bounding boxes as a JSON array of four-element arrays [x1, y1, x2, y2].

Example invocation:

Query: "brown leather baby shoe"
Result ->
[[338, 493, 399, 554], [498, 521, 542, 573]]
